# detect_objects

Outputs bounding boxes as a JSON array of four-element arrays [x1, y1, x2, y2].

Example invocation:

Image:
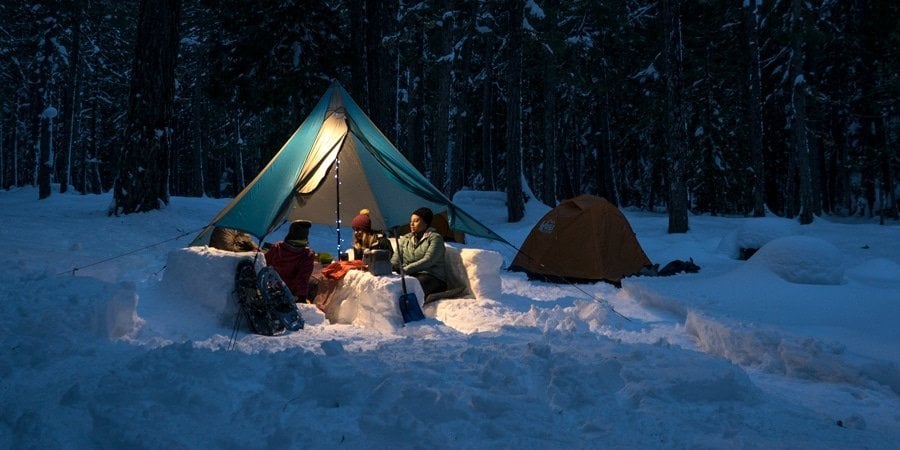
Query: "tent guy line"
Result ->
[[507, 243, 633, 322], [56, 227, 203, 276]]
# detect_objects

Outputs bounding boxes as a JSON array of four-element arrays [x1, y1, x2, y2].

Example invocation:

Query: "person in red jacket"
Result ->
[[264, 220, 315, 302]]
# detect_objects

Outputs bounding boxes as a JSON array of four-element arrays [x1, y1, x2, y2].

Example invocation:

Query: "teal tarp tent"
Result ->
[[190, 81, 507, 249]]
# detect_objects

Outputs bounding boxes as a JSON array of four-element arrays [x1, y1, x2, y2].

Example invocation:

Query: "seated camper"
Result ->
[[350, 209, 394, 262], [264, 220, 316, 302], [391, 207, 448, 299]]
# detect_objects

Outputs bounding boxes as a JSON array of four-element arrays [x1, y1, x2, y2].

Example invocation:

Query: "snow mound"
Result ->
[[426, 298, 508, 334], [717, 217, 799, 259], [452, 189, 507, 208], [453, 190, 509, 225], [686, 312, 862, 384], [748, 236, 844, 285], [1, 269, 140, 344]]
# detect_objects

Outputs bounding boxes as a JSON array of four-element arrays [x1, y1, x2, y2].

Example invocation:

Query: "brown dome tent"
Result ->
[[508, 195, 651, 286]]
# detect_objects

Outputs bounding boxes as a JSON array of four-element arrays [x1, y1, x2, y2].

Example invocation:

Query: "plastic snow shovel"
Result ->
[[393, 229, 425, 323]]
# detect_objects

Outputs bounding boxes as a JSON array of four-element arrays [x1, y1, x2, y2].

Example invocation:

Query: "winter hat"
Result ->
[[351, 209, 372, 232], [412, 207, 434, 227], [286, 220, 311, 244]]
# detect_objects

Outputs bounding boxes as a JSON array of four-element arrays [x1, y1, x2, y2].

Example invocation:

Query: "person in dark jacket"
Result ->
[[350, 209, 393, 261], [265, 220, 315, 302], [391, 207, 447, 298]]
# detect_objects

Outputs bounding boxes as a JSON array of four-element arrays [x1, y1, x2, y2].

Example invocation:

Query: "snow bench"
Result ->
[[161, 244, 503, 333], [436, 244, 503, 303]]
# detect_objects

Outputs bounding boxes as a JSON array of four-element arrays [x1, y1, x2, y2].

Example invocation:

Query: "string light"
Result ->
[[331, 110, 348, 261], [335, 155, 342, 259]]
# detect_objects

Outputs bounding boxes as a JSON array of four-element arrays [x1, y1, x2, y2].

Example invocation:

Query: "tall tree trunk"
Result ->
[[84, 98, 98, 194], [540, 74, 558, 206], [38, 110, 54, 199], [350, 2, 368, 109], [364, 0, 379, 119], [810, 120, 824, 216], [0, 110, 4, 188], [557, 134, 576, 201], [481, 55, 495, 191], [91, 99, 102, 194], [29, 81, 41, 188], [832, 115, 852, 214], [746, 0, 765, 217], [783, 145, 797, 218], [384, 8, 399, 143], [431, 2, 453, 193], [790, 0, 813, 225], [110, 0, 181, 215], [13, 98, 20, 187], [664, 0, 689, 233], [369, 1, 397, 136], [505, 0, 524, 222], [599, 72, 619, 205], [405, 32, 426, 172], [449, 30, 471, 196], [881, 112, 898, 221], [191, 88, 206, 197], [539, 0, 559, 206], [235, 110, 246, 190], [59, 7, 82, 194], [38, 34, 55, 200]]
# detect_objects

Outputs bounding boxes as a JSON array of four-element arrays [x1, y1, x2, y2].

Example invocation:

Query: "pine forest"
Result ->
[[0, 0, 897, 226]]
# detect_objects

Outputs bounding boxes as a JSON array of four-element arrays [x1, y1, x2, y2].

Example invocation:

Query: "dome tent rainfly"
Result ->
[[190, 81, 507, 250], [508, 195, 651, 285]]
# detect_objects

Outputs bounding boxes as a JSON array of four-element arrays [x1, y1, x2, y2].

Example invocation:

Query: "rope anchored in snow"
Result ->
[[502, 243, 632, 322], [58, 227, 203, 276]]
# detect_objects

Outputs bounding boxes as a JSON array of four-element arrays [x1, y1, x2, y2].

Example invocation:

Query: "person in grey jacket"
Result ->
[[391, 207, 447, 298]]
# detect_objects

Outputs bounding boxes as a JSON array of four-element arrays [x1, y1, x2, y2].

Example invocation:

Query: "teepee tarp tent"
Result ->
[[190, 82, 506, 250], [508, 195, 651, 284]]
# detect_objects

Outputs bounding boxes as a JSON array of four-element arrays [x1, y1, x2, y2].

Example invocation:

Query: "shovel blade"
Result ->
[[399, 292, 425, 323]]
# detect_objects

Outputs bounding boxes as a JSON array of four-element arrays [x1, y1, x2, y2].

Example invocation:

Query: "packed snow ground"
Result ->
[[2, 186, 899, 449]]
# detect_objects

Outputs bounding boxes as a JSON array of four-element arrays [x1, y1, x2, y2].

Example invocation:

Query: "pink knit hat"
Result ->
[[351, 209, 372, 231]]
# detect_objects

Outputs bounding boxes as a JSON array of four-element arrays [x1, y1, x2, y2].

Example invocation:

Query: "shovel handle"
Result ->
[[393, 228, 409, 295]]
